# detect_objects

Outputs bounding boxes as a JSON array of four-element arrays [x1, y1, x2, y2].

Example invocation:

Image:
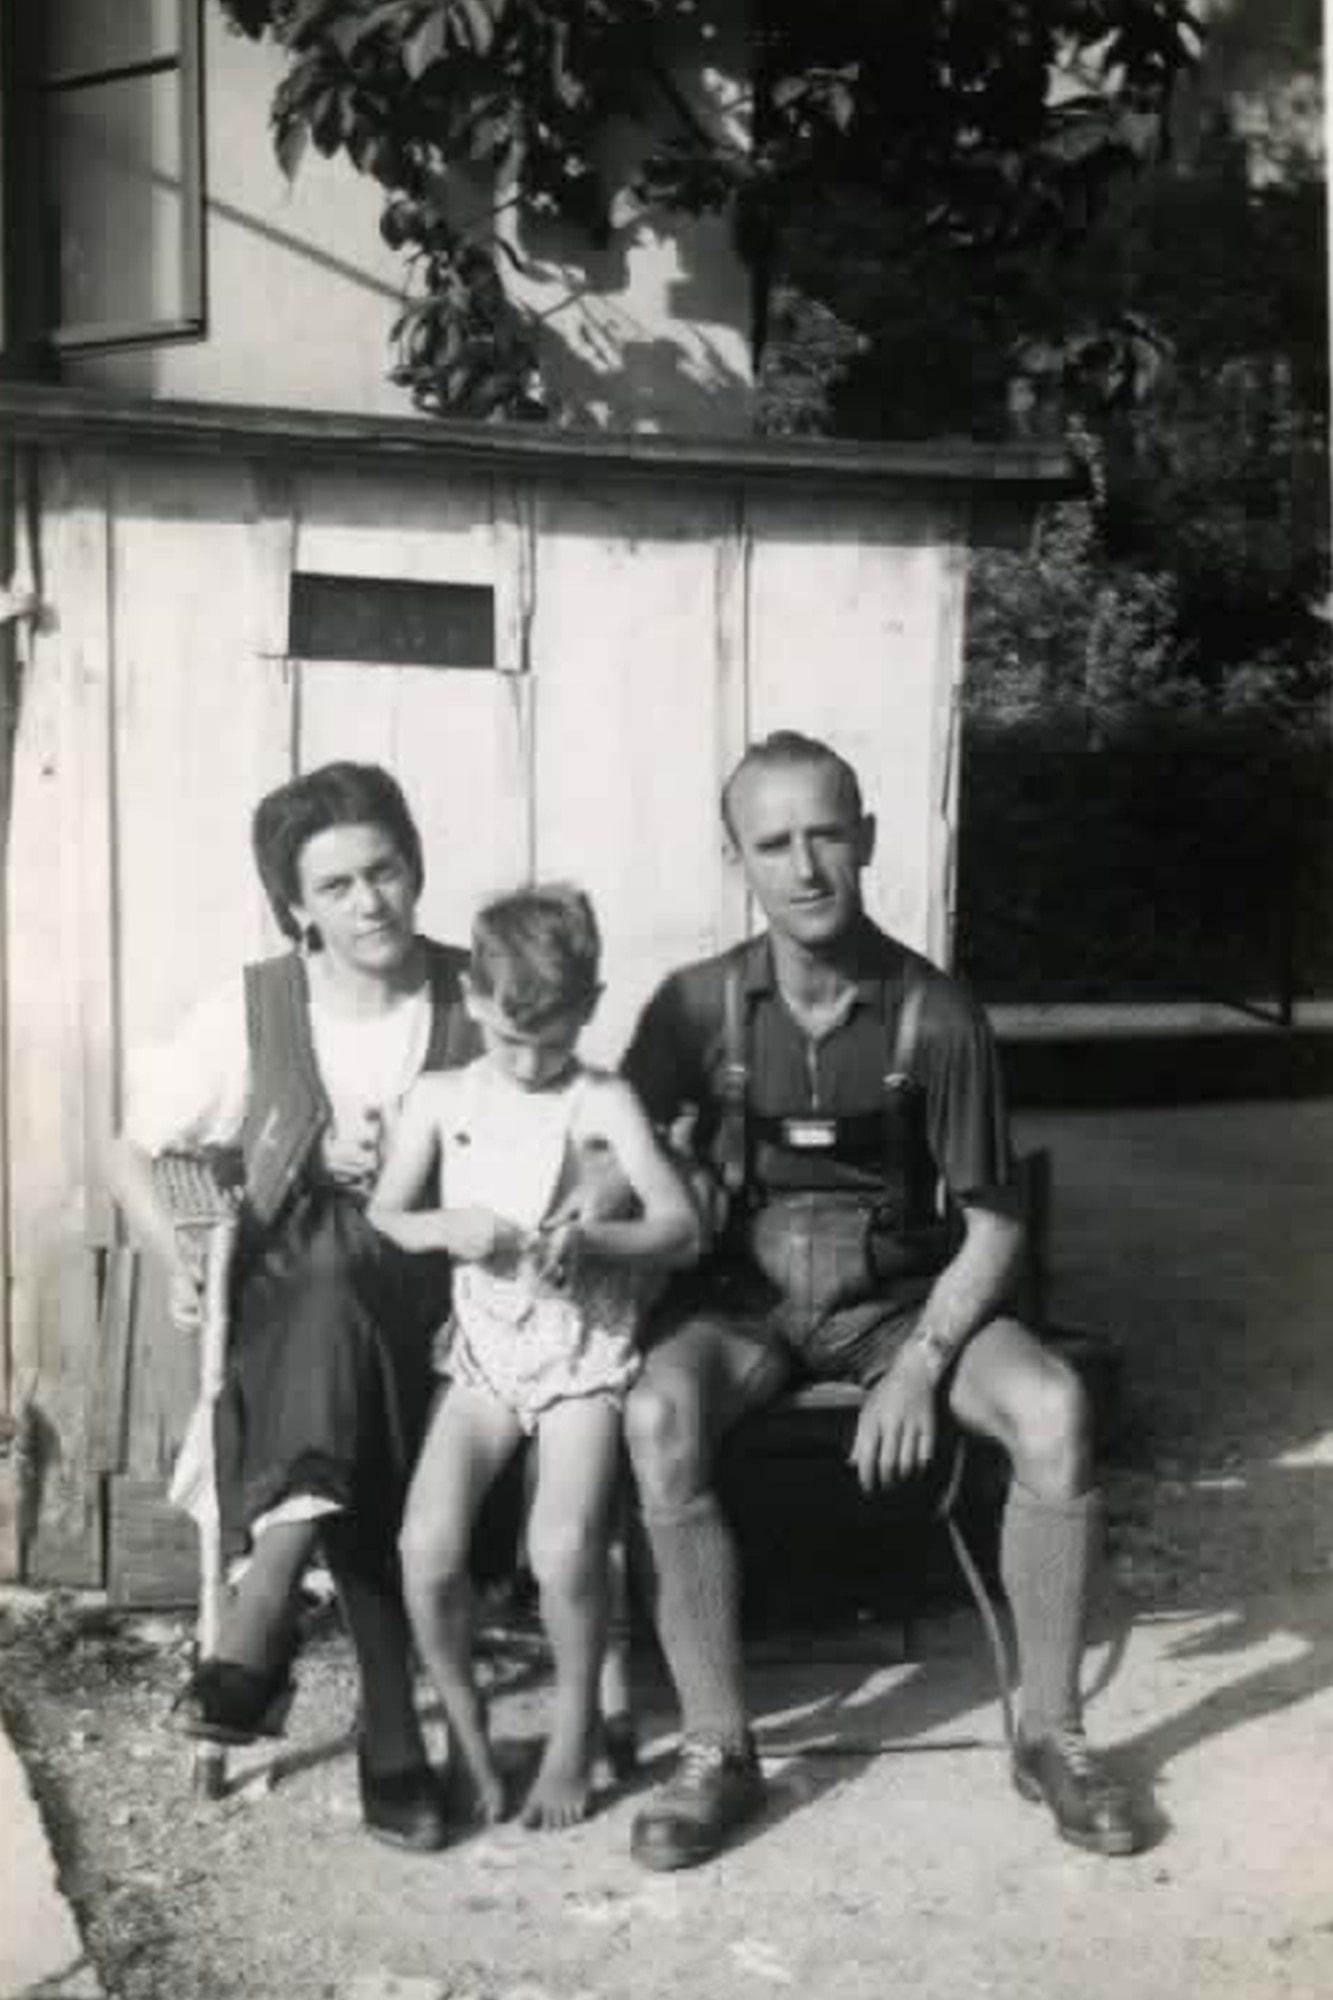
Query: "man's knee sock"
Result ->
[[640, 1492, 749, 1751], [999, 1482, 1102, 1742], [322, 1517, 426, 1774]]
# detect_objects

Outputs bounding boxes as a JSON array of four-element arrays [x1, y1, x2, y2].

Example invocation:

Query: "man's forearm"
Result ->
[[911, 1202, 1025, 1378]]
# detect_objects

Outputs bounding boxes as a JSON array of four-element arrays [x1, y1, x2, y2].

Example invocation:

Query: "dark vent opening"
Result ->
[[289, 573, 495, 667]]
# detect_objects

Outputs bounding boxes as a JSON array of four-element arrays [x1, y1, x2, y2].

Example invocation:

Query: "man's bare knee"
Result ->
[[1010, 1353, 1093, 1495]]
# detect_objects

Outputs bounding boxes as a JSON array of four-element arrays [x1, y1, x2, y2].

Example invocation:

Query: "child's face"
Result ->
[[466, 989, 587, 1091]]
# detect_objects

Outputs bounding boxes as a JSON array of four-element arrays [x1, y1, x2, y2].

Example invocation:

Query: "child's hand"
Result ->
[[447, 1207, 527, 1266], [534, 1217, 583, 1288]]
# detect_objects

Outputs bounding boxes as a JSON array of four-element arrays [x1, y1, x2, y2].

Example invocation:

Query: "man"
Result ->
[[621, 730, 1139, 1869]]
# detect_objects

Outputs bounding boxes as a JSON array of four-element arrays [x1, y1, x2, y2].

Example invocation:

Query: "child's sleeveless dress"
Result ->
[[436, 1057, 644, 1431]]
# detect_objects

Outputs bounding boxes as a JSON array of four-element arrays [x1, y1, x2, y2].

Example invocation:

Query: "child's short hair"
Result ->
[[469, 884, 602, 1032]]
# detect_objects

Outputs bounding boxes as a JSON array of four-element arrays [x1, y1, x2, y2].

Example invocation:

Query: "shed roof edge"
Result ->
[[0, 382, 1074, 494]]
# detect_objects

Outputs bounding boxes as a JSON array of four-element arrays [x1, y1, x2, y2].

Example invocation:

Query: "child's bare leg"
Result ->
[[400, 1383, 521, 1825], [599, 1490, 639, 1779], [522, 1395, 624, 1830]]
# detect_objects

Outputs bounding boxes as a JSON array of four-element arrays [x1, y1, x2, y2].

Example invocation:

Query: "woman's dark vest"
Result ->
[[239, 939, 476, 1228]]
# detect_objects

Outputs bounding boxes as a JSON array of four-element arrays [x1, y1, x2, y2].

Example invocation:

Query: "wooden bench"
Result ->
[[92, 1148, 1122, 1792]]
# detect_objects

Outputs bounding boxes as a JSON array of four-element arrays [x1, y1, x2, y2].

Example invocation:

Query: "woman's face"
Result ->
[[290, 822, 418, 976]]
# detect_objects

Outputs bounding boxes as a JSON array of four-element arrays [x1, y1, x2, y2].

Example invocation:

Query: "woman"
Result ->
[[107, 761, 478, 1851]]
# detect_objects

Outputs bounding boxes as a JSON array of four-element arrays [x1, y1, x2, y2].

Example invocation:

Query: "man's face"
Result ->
[[726, 757, 874, 950], [291, 822, 418, 974]]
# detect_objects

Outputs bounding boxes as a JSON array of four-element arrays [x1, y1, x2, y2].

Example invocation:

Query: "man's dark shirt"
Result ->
[[623, 922, 1013, 1208]]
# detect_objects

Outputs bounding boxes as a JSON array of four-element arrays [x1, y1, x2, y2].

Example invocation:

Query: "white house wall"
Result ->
[[526, 479, 744, 1063], [61, 10, 754, 431], [746, 494, 967, 964]]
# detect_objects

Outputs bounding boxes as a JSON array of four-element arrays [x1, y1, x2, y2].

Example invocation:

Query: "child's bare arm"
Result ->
[[369, 1082, 523, 1263], [547, 1078, 703, 1271]]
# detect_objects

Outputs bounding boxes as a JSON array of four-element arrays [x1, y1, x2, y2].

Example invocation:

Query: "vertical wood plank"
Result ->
[[929, 523, 970, 971], [746, 492, 955, 954], [71, 453, 119, 1250], [530, 481, 732, 1061], [0, 446, 24, 1421], [8, 449, 111, 1582], [713, 491, 750, 947], [492, 480, 537, 882], [87, 1247, 138, 1475], [113, 457, 298, 1056], [244, 466, 300, 955]]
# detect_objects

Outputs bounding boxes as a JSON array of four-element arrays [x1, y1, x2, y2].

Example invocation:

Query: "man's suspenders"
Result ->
[[717, 960, 750, 1198], [717, 956, 926, 1203], [885, 968, 925, 1088]]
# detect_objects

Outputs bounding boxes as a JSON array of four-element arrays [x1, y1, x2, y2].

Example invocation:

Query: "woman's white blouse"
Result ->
[[123, 973, 433, 1156]]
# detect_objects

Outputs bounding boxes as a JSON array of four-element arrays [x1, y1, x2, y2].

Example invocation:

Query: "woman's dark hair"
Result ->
[[469, 884, 602, 1032], [252, 762, 424, 941]]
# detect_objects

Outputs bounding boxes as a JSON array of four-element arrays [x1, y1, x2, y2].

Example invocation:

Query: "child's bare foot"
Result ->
[[519, 1736, 594, 1831], [446, 1743, 508, 1827]]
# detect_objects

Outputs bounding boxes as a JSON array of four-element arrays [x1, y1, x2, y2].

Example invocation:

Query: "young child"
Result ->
[[369, 884, 701, 1831]]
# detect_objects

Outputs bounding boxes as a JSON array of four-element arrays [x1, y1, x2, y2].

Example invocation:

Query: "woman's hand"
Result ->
[[167, 1255, 205, 1336], [320, 1108, 384, 1192]]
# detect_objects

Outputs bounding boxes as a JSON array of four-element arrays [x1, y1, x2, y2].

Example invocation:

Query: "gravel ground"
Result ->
[[4, 1097, 1333, 2000]]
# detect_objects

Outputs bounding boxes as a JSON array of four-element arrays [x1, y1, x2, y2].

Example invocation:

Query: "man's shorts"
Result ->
[[647, 1191, 937, 1391]]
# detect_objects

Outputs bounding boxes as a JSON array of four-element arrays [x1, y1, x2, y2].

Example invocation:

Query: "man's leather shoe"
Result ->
[[630, 1735, 764, 1871], [1013, 1729, 1141, 1857], [168, 1660, 295, 1746], [357, 1745, 448, 1853]]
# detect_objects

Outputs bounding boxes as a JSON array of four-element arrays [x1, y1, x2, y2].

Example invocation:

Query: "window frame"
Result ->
[[8, 0, 207, 357]]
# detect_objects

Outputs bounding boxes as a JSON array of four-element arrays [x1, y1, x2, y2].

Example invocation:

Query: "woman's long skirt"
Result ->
[[214, 1187, 450, 1560]]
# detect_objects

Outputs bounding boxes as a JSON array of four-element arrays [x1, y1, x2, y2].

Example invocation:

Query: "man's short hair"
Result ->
[[252, 762, 425, 941], [469, 883, 602, 1032], [720, 731, 865, 838]]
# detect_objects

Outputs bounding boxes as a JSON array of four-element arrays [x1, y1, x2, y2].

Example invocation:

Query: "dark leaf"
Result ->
[[274, 114, 309, 181]]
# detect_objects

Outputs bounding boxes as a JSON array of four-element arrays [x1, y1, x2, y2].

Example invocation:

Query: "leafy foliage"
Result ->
[[963, 105, 1329, 744], [217, 0, 1201, 418]]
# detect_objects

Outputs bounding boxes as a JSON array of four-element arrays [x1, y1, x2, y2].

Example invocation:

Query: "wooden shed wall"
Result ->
[[6, 442, 967, 1584]]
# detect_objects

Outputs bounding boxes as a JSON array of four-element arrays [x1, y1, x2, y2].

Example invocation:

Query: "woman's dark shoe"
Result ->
[[357, 1744, 449, 1853], [168, 1659, 296, 1746]]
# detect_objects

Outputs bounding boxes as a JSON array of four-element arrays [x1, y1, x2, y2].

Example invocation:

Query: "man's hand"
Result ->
[[849, 1347, 939, 1492]]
